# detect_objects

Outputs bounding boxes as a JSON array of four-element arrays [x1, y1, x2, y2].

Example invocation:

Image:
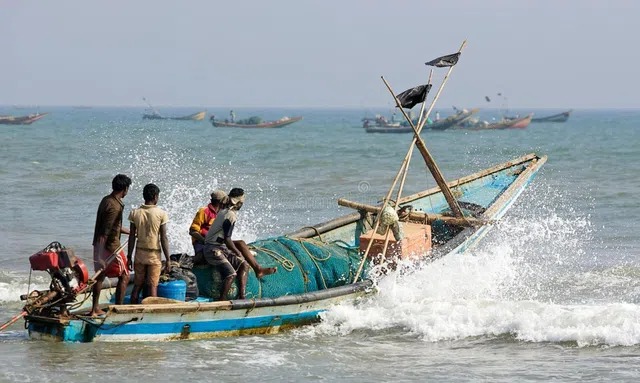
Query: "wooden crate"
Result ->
[[359, 222, 432, 261]]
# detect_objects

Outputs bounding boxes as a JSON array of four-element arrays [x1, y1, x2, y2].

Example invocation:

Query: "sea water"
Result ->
[[0, 107, 639, 381]]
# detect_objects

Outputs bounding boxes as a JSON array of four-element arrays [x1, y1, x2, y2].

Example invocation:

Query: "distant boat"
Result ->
[[364, 108, 479, 133], [143, 111, 206, 121], [210, 115, 303, 128], [141, 97, 205, 121], [531, 110, 572, 123], [0, 113, 48, 125], [425, 108, 479, 130], [365, 125, 413, 133], [466, 114, 533, 130], [362, 115, 407, 133]]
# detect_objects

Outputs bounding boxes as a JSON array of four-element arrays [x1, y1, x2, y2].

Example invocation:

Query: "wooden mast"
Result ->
[[351, 41, 468, 283]]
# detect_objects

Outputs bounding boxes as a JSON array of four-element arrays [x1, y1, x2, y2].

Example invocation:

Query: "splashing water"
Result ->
[[303, 193, 640, 347]]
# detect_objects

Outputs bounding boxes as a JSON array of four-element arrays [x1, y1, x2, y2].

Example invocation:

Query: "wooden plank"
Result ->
[[337, 198, 485, 227]]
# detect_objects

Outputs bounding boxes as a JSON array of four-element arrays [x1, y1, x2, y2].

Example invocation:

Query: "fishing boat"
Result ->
[[364, 116, 412, 133], [210, 115, 303, 128], [142, 111, 206, 121], [531, 110, 572, 123], [12, 150, 546, 342], [141, 97, 206, 121], [425, 108, 479, 130], [468, 114, 533, 130], [0, 113, 48, 125], [365, 109, 478, 133], [4, 42, 547, 343]]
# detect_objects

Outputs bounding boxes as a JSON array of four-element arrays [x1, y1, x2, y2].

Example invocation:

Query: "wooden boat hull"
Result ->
[[475, 114, 533, 130], [365, 126, 414, 133], [26, 281, 373, 342], [211, 116, 303, 128], [143, 111, 206, 121], [0, 113, 48, 125], [24, 153, 546, 342], [364, 109, 479, 133], [531, 110, 571, 123], [426, 108, 479, 130]]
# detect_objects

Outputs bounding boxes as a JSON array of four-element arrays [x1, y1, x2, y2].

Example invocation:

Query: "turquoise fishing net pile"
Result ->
[[193, 236, 367, 300]]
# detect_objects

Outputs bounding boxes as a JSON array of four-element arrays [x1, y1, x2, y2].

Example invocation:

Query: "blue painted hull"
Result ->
[[27, 281, 373, 342]]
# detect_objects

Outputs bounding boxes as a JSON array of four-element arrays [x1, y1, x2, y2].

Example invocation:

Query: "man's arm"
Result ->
[[189, 209, 206, 243], [160, 224, 171, 273], [127, 222, 137, 271], [221, 218, 242, 257]]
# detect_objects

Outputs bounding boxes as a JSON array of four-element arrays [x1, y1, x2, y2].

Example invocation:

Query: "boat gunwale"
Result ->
[[287, 153, 541, 239]]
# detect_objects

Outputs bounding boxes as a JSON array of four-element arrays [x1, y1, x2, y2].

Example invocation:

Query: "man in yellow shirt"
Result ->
[[127, 183, 171, 304]]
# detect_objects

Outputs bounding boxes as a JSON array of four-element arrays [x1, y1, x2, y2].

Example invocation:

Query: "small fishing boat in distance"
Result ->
[[0, 113, 48, 125], [210, 115, 303, 128], [141, 97, 206, 121], [531, 110, 572, 123], [143, 111, 206, 121], [467, 113, 533, 130]]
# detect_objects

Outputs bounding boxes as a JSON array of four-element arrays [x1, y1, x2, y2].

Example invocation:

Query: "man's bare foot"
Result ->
[[89, 309, 106, 317], [256, 267, 277, 278]]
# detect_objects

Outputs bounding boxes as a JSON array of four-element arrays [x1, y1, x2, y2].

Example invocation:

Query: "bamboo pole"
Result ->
[[338, 198, 485, 227], [351, 40, 467, 283]]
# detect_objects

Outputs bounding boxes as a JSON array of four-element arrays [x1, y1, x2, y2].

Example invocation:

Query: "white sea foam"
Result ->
[[309, 212, 640, 347]]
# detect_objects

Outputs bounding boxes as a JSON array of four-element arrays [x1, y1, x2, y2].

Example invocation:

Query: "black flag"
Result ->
[[425, 52, 461, 67], [395, 84, 432, 109]]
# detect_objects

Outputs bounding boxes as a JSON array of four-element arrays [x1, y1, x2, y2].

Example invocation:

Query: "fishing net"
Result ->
[[193, 236, 367, 300]]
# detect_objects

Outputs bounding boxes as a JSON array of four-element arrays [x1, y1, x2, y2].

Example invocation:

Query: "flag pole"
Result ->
[[351, 40, 467, 283], [381, 75, 465, 219], [376, 71, 434, 262]]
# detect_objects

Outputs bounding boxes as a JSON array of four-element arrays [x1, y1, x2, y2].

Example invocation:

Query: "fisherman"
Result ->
[[189, 189, 228, 262], [435, 111, 440, 121], [126, 183, 171, 304], [203, 188, 276, 300], [230, 110, 235, 123], [90, 174, 131, 317]]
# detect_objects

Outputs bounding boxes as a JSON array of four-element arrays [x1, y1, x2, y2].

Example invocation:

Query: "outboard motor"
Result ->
[[25, 242, 89, 314]]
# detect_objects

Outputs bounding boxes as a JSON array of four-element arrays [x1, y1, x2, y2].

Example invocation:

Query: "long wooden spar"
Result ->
[[351, 41, 468, 283], [381, 45, 467, 218], [337, 198, 485, 227]]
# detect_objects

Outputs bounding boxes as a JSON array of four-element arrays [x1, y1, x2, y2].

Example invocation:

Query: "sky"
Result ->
[[2, 0, 639, 109]]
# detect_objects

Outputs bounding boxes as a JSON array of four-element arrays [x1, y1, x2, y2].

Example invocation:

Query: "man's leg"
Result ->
[[147, 263, 162, 298], [233, 240, 276, 278], [130, 262, 145, 304], [236, 262, 248, 299], [90, 274, 106, 316], [115, 273, 130, 305], [220, 275, 234, 301]]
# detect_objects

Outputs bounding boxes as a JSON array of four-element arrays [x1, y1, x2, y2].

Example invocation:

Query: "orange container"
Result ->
[[359, 222, 432, 262]]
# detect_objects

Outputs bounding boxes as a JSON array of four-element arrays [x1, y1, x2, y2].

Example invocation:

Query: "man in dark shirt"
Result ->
[[90, 174, 132, 317]]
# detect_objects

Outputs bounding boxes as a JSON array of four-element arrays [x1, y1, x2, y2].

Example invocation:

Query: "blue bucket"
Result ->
[[157, 279, 187, 301]]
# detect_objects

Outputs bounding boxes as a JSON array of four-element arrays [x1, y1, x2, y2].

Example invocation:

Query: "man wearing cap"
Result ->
[[189, 189, 228, 263]]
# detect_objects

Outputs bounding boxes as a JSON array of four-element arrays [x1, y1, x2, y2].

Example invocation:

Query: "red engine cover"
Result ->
[[29, 252, 59, 271], [73, 259, 90, 287]]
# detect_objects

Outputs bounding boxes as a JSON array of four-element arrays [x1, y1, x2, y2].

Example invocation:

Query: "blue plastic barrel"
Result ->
[[157, 279, 187, 301]]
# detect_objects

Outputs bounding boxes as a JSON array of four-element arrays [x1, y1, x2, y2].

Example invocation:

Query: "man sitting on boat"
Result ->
[[189, 189, 228, 262], [202, 188, 276, 300], [190, 189, 276, 278]]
